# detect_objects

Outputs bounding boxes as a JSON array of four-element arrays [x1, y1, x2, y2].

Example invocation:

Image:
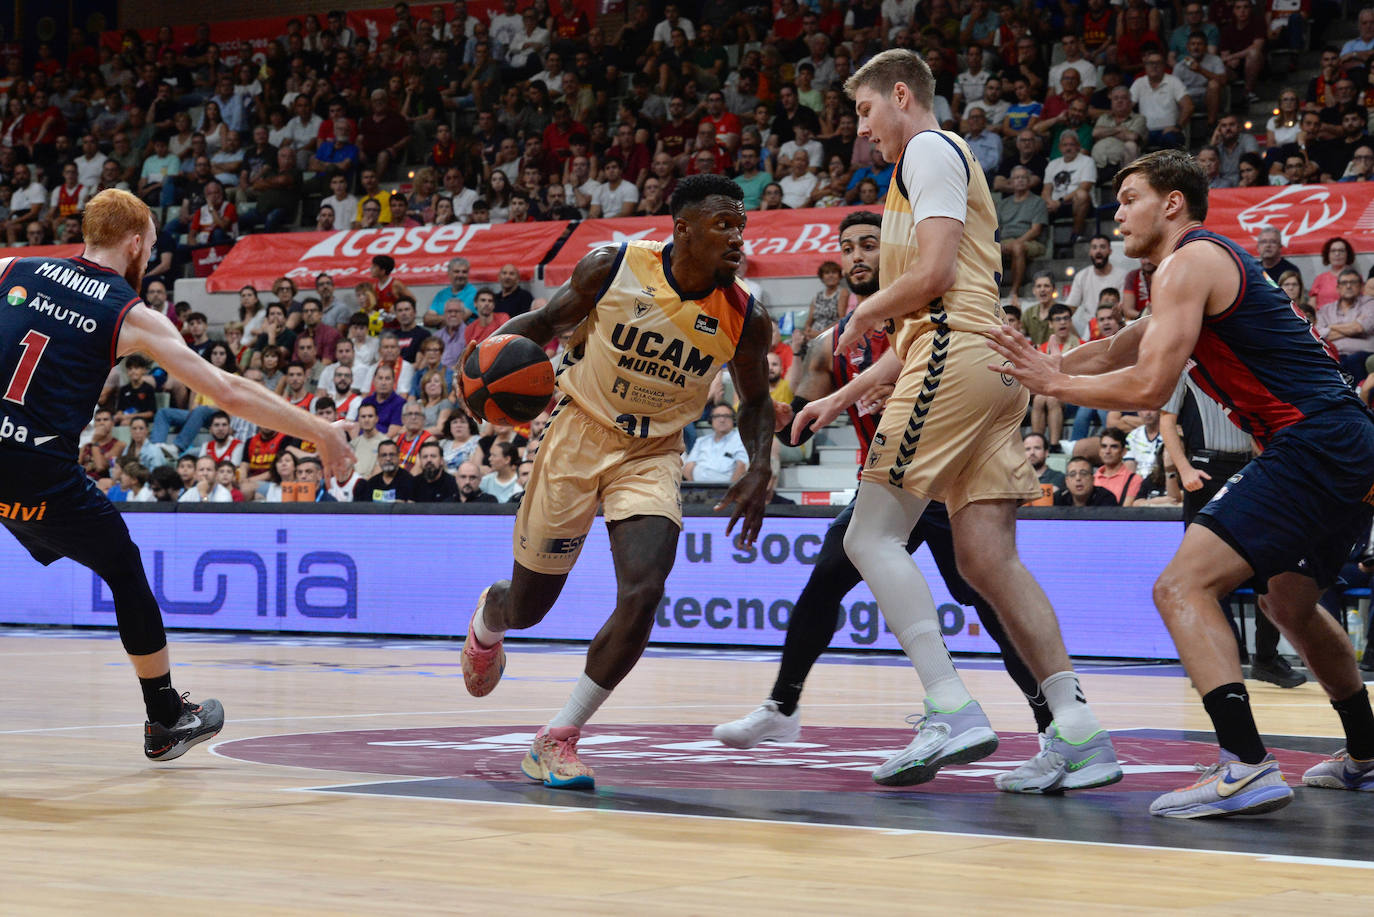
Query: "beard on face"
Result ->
[[847, 268, 879, 297]]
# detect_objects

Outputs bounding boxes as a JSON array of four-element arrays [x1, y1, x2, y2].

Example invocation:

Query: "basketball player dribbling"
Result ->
[[0, 189, 352, 760], [988, 150, 1374, 818], [460, 175, 776, 789], [826, 49, 1122, 793], [713, 211, 1055, 776]]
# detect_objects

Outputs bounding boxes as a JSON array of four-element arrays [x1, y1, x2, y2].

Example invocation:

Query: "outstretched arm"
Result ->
[[118, 306, 354, 479], [718, 305, 776, 547], [986, 247, 1211, 411], [791, 347, 901, 442]]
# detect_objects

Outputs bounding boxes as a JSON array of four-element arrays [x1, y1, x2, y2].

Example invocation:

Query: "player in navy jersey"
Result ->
[[0, 189, 352, 761], [987, 150, 1374, 818], [713, 211, 1054, 777]]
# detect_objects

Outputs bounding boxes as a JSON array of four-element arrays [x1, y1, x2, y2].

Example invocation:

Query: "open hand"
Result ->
[[982, 324, 1062, 395]]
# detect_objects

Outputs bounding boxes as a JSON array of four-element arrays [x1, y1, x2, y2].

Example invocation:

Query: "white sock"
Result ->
[[844, 484, 972, 713], [471, 595, 506, 647], [549, 674, 612, 730], [1041, 671, 1102, 743]]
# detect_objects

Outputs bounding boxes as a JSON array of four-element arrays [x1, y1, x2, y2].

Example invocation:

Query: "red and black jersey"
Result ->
[[829, 311, 891, 469], [1178, 227, 1361, 444]]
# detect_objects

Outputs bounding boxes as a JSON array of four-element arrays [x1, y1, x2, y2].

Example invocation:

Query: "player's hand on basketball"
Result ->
[[318, 420, 356, 482], [1178, 466, 1211, 492], [772, 399, 794, 432], [791, 393, 845, 444], [718, 468, 770, 548], [982, 323, 1061, 394]]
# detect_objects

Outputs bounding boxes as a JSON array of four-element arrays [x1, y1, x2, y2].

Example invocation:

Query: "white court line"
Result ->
[[0, 698, 1247, 737], [281, 778, 1374, 872]]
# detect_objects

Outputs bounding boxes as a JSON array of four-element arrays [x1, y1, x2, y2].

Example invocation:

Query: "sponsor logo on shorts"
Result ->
[[873, 433, 885, 446], [6, 286, 27, 306], [538, 535, 587, 558], [999, 360, 1015, 386], [1228, 473, 1244, 484], [0, 500, 47, 521], [694, 314, 719, 335]]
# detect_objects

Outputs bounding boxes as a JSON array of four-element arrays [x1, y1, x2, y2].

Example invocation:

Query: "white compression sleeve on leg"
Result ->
[[843, 484, 972, 712]]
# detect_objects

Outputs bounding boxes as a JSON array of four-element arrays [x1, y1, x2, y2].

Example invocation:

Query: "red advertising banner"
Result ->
[[204, 221, 572, 291], [0, 243, 84, 262], [102, 2, 594, 65], [543, 206, 874, 286], [1203, 183, 1374, 256]]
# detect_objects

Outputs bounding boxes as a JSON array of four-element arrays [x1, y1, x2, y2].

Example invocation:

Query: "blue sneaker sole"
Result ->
[[1155, 785, 1294, 819]]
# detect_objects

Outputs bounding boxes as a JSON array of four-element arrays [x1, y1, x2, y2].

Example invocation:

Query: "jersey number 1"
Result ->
[[4, 330, 51, 406]]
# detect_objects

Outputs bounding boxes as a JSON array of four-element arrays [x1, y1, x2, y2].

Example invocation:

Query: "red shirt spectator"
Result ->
[[700, 111, 742, 146], [551, 1, 590, 41], [245, 430, 290, 477], [468, 312, 511, 346]]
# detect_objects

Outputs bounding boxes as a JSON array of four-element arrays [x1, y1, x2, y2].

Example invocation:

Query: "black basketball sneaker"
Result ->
[[144, 695, 225, 761]]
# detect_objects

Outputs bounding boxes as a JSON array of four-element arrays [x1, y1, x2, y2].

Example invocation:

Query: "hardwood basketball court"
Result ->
[[1, 626, 1369, 914]]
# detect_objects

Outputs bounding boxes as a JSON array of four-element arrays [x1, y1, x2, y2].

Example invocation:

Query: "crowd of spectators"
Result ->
[[7, 0, 1374, 507], [84, 253, 555, 504]]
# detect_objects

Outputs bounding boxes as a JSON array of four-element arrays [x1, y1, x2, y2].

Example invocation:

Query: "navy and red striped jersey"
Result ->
[[830, 311, 890, 467], [0, 256, 141, 461], [1177, 227, 1362, 445]]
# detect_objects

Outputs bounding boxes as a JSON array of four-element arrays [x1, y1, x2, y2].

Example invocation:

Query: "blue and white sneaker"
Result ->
[[872, 698, 998, 786], [1149, 751, 1293, 818], [995, 726, 1123, 793], [1301, 749, 1374, 791]]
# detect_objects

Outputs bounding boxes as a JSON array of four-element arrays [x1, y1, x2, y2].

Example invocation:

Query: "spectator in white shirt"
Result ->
[[778, 124, 824, 173], [589, 159, 639, 217], [1129, 51, 1192, 148], [1042, 132, 1097, 240], [653, 3, 695, 45], [779, 149, 820, 208], [1048, 34, 1098, 90], [683, 404, 747, 483], [179, 456, 234, 503]]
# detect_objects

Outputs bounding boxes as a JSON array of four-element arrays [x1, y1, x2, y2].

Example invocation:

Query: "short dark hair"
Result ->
[[186, 311, 208, 323], [669, 173, 744, 218], [210, 410, 231, 424], [1113, 149, 1209, 222], [314, 396, 336, 412], [125, 353, 151, 369], [838, 210, 882, 235], [1098, 287, 1121, 303], [1003, 304, 1022, 320], [1023, 431, 1047, 448], [1048, 303, 1072, 320], [372, 254, 396, 273], [1100, 427, 1128, 447]]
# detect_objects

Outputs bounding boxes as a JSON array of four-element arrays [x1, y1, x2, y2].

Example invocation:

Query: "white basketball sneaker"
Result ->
[[712, 700, 802, 749]]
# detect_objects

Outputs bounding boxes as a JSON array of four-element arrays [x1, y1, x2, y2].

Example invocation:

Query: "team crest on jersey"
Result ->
[[694, 314, 719, 335], [634, 299, 652, 318], [5, 286, 26, 306]]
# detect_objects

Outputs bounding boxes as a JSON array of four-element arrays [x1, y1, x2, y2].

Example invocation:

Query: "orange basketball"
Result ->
[[460, 334, 556, 425]]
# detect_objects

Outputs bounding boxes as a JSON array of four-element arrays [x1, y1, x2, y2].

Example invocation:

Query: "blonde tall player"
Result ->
[[460, 175, 776, 789], [826, 50, 1122, 792]]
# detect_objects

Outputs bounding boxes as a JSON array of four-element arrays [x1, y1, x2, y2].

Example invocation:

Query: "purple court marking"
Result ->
[[214, 724, 1332, 794]]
